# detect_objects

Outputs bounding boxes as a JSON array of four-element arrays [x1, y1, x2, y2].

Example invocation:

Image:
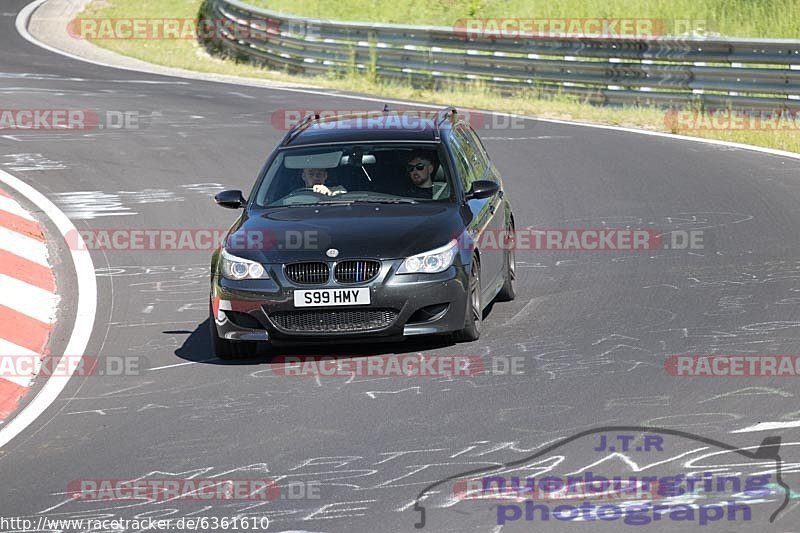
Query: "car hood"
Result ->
[[227, 203, 468, 263]]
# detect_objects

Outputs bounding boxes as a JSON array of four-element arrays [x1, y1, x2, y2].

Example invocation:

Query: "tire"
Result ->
[[209, 303, 258, 359], [496, 227, 516, 302], [454, 257, 481, 342]]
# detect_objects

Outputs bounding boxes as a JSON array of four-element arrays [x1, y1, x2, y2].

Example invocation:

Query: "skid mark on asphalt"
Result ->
[[51, 186, 228, 219], [2, 152, 66, 171], [699, 387, 793, 404], [50, 190, 135, 218], [365, 386, 421, 399], [33, 433, 798, 528]]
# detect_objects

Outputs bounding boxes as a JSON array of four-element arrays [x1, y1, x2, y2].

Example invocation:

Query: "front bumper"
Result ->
[[211, 258, 469, 343]]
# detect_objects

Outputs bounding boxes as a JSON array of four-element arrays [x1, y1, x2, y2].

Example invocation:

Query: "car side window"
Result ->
[[448, 130, 474, 192], [464, 126, 493, 179], [454, 125, 488, 186]]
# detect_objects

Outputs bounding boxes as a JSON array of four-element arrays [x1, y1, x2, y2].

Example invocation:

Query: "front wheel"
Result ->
[[454, 258, 481, 342]]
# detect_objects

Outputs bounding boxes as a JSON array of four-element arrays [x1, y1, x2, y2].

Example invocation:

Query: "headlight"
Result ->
[[397, 239, 459, 274], [220, 249, 268, 280]]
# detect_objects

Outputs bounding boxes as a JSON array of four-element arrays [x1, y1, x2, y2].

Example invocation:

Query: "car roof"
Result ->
[[281, 106, 460, 147]]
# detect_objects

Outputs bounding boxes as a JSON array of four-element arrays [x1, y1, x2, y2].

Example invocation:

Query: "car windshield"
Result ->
[[252, 143, 454, 207]]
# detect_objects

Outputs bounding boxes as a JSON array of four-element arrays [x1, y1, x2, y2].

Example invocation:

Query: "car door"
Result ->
[[450, 124, 504, 296], [463, 124, 510, 279]]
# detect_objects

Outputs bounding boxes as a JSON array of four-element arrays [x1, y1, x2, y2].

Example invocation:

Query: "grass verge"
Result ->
[[78, 0, 800, 154], [250, 0, 800, 39]]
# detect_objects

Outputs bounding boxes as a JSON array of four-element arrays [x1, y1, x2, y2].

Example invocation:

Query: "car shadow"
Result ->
[[168, 319, 460, 366]]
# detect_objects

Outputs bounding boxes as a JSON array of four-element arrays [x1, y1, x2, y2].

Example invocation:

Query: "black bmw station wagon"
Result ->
[[210, 107, 515, 358]]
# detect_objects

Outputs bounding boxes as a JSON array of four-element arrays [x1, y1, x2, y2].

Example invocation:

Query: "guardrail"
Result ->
[[204, 0, 800, 110]]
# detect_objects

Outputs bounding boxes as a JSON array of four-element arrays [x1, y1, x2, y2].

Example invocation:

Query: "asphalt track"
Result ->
[[2, 1, 800, 531]]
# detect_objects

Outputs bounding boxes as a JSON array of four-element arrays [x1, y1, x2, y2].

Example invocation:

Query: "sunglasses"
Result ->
[[407, 162, 430, 172]]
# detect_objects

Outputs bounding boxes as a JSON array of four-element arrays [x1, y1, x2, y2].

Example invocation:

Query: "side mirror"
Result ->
[[465, 180, 499, 201], [214, 189, 246, 209]]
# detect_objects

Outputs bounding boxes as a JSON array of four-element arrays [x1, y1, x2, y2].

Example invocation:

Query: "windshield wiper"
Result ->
[[352, 199, 418, 205], [279, 201, 353, 207]]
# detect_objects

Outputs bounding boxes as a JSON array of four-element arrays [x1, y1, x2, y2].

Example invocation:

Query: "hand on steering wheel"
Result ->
[[294, 186, 326, 194], [312, 184, 333, 196]]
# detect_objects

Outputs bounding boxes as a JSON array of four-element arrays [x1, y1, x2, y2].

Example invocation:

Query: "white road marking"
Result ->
[[0, 373, 36, 388], [0, 273, 59, 323], [15, 0, 800, 165], [0, 194, 35, 219], [0, 225, 50, 266], [0, 338, 38, 357], [146, 358, 216, 371], [96, 80, 190, 85], [731, 421, 800, 433], [0, 169, 96, 449], [11, 0, 800, 453], [0, 350, 41, 387], [480, 135, 571, 140]]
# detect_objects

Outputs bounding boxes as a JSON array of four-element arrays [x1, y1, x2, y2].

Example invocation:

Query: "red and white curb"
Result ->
[[0, 169, 95, 449], [0, 187, 59, 420]]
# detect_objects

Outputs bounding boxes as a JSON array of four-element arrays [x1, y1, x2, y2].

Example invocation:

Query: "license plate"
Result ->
[[294, 288, 370, 307]]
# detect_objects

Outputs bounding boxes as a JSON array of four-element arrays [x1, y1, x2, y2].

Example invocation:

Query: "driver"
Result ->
[[302, 168, 346, 196], [404, 151, 446, 199], [407, 152, 435, 190]]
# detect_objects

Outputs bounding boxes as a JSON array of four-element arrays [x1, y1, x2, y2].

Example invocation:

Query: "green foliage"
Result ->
[[249, 0, 799, 38], [80, 0, 800, 153]]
